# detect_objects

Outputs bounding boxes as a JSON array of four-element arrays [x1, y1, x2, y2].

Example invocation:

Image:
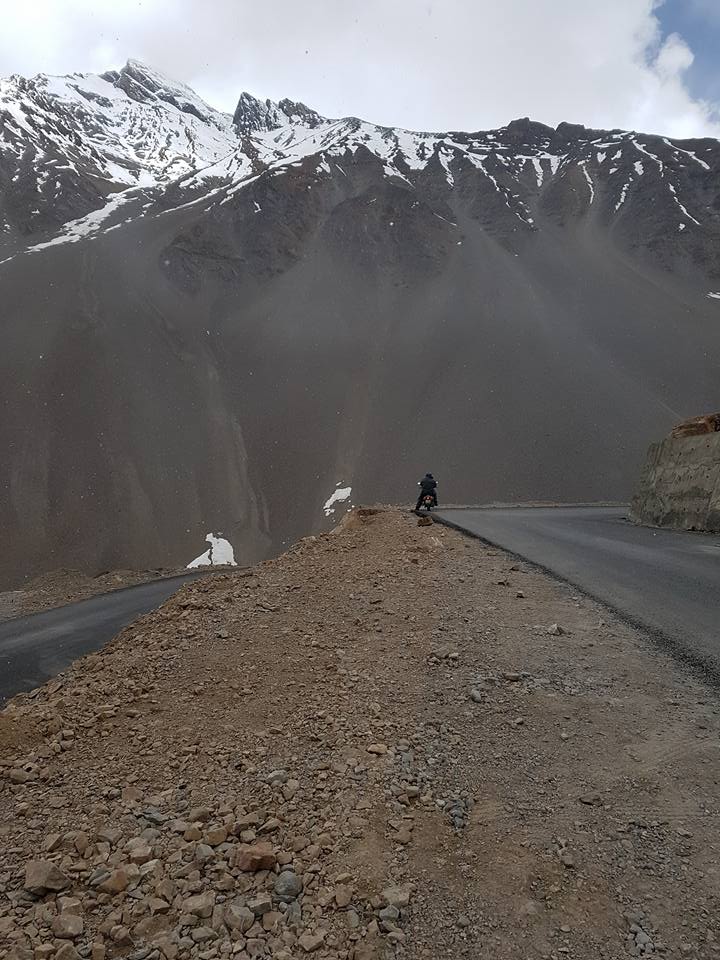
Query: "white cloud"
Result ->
[[0, 0, 718, 138]]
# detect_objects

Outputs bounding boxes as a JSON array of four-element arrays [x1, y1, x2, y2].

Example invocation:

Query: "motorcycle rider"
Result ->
[[415, 473, 438, 512]]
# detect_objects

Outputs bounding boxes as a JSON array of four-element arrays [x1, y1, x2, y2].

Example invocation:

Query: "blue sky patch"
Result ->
[[658, 0, 720, 116]]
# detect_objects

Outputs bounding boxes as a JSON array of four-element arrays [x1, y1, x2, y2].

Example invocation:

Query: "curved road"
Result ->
[[437, 506, 720, 675], [0, 573, 211, 705]]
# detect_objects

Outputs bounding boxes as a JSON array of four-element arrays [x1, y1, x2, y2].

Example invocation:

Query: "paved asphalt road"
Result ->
[[436, 506, 720, 674], [0, 572, 212, 705]]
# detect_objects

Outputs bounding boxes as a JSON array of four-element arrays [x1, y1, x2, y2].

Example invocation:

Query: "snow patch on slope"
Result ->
[[324, 484, 353, 517], [187, 533, 237, 568]]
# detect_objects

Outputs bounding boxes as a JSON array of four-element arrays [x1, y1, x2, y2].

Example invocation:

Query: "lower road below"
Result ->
[[436, 506, 720, 675], [0, 572, 211, 704]]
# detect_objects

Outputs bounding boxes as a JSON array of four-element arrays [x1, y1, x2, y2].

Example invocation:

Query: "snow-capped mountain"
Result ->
[[1, 60, 719, 584], [3, 59, 719, 257]]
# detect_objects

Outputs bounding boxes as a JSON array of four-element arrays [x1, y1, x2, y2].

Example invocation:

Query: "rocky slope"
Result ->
[[1, 61, 720, 582], [1, 509, 719, 959]]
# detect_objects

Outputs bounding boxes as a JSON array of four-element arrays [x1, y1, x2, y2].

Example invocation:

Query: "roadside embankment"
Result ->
[[1, 508, 718, 959], [631, 419, 720, 533]]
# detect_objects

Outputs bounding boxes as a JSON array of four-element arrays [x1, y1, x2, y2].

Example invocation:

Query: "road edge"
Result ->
[[432, 511, 720, 687]]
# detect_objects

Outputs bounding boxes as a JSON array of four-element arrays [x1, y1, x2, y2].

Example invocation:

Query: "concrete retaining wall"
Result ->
[[630, 432, 720, 532]]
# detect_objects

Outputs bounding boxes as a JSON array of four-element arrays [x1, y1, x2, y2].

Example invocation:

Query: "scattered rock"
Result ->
[[274, 870, 303, 901], [382, 885, 412, 909], [99, 868, 130, 894], [24, 860, 71, 894], [52, 914, 84, 939], [299, 930, 326, 952], [183, 890, 215, 918], [232, 842, 277, 872], [223, 899, 255, 932], [249, 893, 273, 915]]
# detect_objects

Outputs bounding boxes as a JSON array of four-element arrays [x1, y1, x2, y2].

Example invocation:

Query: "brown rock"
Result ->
[[335, 885, 353, 907], [233, 812, 261, 832], [382, 884, 412, 909], [262, 910, 283, 931], [91, 942, 106, 960], [205, 826, 227, 846], [248, 893, 273, 916], [24, 860, 71, 895], [299, 931, 326, 952], [183, 890, 215, 918], [110, 925, 131, 945], [394, 825, 413, 844], [58, 896, 83, 915], [43, 833, 62, 852], [99, 868, 130, 894], [127, 839, 153, 864], [73, 832, 90, 856], [257, 817, 281, 835], [223, 899, 255, 932], [166, 819, 189, 833], [559, 849, 576, 868], [148, 897, 170, 914], [96, 826, 122, 845], [52, 914, 84, 939], [231, 842, 277, 872], [9, 769, 31, 784], [155, 878, 175, 902], [282, 779, 300, 800], [154, 938, 178, 960], [55, 946, 80, 960], [190, 925, 216, 943]]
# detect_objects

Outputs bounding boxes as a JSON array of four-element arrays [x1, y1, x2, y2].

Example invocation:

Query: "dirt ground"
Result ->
[[0, 508, 718, 960], [0, 566, 236, 622]]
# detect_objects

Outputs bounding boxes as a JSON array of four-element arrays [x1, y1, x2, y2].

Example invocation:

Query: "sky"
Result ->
[[0, 0, 719, 138]]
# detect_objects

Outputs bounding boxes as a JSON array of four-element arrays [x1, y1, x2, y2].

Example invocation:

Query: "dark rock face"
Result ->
[[1, 61, 720, 584], [233, 92, 284, 135]]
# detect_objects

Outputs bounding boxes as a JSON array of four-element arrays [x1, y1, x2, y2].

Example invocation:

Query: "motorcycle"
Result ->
[[420, 494, 435, 512]]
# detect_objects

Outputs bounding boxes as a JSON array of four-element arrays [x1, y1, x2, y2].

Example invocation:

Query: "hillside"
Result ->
[[1, 61, 720, 582], [1, 509, 718, 959]]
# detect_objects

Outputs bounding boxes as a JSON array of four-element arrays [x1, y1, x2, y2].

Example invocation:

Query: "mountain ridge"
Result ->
[[3, 58, 719, 253]]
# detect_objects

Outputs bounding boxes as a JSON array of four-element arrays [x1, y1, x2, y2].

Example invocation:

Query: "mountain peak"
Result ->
[[277, 98, 323, 128], [232, 91, 324, 135], [101, 59, 222, 126]]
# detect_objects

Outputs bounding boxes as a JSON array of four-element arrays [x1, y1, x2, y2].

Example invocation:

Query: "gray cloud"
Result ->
[[1, 0, 718, 137]]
